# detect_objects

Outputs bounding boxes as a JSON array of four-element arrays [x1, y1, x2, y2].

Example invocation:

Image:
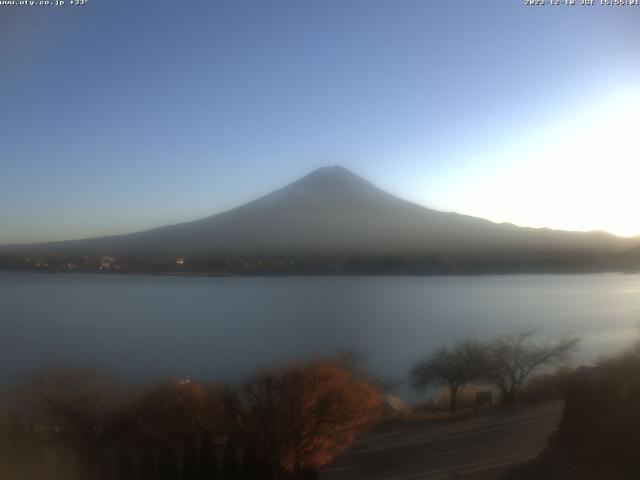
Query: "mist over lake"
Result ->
[[2, 272, 639, 397]]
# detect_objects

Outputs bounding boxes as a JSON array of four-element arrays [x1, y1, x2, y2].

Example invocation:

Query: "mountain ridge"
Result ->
[[1, 166, 638, 260]]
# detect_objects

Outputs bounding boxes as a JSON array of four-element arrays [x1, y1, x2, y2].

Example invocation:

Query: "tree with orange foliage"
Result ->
[[223, 360, 381, 479], [26, 371, 221, 480], [140, 378, 220, 442], [136, 378, 222, 480]]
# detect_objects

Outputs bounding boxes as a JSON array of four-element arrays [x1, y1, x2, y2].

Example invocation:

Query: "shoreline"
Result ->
[[1, 268, 638, 278]]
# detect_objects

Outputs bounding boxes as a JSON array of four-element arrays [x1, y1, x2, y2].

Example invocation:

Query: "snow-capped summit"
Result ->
[[251, 166, 396, 208]]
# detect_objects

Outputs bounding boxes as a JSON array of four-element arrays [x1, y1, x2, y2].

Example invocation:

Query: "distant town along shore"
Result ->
[[1, 251, 638, 276]]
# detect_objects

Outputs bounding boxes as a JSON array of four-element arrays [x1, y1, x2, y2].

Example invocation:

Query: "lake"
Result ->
[[1, 272, 639, 399]]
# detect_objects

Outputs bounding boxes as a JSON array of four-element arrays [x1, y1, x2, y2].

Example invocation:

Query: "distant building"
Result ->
[[100, 256, 117, 270]]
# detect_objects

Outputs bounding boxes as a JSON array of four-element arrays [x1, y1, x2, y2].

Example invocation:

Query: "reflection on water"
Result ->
[[1, 272, 639, 397]]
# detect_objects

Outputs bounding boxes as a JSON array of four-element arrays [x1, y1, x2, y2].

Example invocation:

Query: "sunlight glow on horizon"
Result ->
[[441, 90, 640, 238]]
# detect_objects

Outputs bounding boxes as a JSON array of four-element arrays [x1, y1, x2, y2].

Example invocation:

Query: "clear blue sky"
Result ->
[[1, 0, 639, 244]]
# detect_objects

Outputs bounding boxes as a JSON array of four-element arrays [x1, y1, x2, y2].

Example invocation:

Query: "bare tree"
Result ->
[[485, 328, 580, 404], [411, 341, 487, 414], [25, 369, 170, 479]]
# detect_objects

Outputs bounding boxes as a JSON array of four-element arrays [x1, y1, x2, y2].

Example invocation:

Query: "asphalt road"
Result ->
[[319, 402, 563, 480]]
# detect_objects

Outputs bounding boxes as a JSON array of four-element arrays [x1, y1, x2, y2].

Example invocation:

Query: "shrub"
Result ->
[[519, 367, 575, 404]]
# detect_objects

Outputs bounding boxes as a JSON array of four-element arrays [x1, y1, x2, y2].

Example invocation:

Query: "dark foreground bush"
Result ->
[[503, 348, 640, 479], [0, 359, 380, 480], [518, 367, 574, 404]]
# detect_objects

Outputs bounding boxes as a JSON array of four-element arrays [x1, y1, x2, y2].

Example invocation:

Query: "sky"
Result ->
[[1, 0, 639, 244]]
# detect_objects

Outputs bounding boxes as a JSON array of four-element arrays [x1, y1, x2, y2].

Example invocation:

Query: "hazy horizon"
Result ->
[[2, 164, 639, 248], [2, 1, 639, 244]]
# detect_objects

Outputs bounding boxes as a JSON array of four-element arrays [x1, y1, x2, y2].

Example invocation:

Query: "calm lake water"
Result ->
[[2, 272, 639, 398]]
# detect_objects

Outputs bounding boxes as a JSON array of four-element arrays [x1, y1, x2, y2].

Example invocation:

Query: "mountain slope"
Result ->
[[1, 166, 636, 258]]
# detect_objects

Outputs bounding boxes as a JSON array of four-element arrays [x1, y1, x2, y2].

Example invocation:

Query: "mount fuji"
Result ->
[[2, 166, 636, 260]]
